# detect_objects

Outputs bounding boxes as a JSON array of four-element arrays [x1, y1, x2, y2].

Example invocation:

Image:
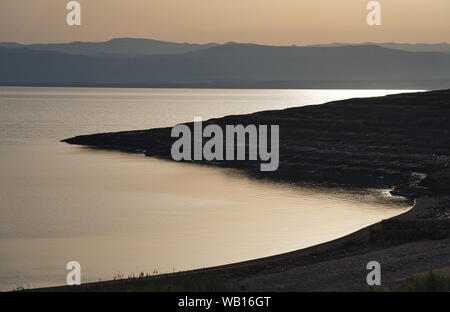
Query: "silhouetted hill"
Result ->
[[1, 44, 450, 89], [0, 38, 217, 57]]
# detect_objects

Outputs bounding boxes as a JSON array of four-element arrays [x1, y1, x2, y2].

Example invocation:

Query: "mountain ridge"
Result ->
[[1, 38, 450, 56], [0, 38, 218, 57], [1, 44, 449, 89]]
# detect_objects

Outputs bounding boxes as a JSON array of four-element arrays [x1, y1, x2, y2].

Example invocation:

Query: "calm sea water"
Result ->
[[0, 87, 417, 290]]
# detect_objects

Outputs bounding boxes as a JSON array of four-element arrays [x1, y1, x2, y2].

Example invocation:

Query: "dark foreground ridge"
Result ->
[[54, 89, 450, 291], [63, 89, 450, 199]]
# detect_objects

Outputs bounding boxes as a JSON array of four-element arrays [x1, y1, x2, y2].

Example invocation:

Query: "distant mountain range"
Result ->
[[0, 38, 218, 57], [1, 38, 450, 89], [1, 38, 449, 56]]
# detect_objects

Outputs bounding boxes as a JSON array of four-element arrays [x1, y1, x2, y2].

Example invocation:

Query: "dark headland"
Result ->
[[53, 89, 450, 291]]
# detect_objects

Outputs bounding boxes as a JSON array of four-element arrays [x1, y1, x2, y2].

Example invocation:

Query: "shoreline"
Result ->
[[30, 196, 450, 291], [62, 89, 450, 200], [33, 89, 450, 291]]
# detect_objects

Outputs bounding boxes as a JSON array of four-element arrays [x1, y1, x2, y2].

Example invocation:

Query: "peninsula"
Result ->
[[55, 89, 450, 291]]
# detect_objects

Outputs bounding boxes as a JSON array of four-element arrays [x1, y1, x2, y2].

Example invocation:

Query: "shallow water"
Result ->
[[0, 87, 416, 290]]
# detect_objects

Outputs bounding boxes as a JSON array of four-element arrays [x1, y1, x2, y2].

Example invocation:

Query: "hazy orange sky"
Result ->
[[0, 0, 449, 45]]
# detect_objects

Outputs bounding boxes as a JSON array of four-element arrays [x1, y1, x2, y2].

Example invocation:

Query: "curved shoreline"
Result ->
[[37, 89, 450, 291], [31, 196, 450, 291]]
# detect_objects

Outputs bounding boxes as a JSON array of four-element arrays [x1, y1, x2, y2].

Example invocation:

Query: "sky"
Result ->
[[0, 0, 449, 45]]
